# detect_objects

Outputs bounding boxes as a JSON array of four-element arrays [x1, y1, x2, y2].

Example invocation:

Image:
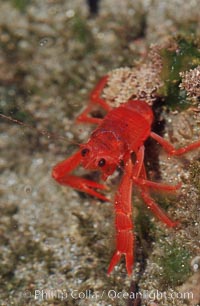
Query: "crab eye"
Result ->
[[98, 158, 106, 167], [81, 148, 89, 157]]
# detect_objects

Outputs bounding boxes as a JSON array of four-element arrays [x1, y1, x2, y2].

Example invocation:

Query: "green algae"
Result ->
[[70, 13, 96, 54], [158, 242, 191, 286], [135, 201, 155, 237], [11, 0, 31, 12], [159, 36, 200, 110]]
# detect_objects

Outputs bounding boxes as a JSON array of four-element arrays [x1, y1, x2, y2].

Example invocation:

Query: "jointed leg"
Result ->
[[76, 75, 112, 124], [76, 107, 103, 124], [108, 158, 134, 275], [138, 165, 179, 227], [52, 150, 110, 202], [132, 146, 181, 192], [108, 147, 144, 274], [130, 148, 179, 227], [150, 132, 200, 156], [132, 177, 181, 191], [140, 189, 179, 227], [90, 75, 111, 109], [132, 146, 145, 177]]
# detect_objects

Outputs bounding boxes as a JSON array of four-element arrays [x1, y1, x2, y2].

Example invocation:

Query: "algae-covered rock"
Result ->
[[104, 35, 200, 110]]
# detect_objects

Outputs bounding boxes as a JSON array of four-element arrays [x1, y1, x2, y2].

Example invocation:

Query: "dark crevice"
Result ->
[[87, 0, 100, 16], [130, 98, 166, 300], [144, 98, 166, 181], [127, 281, 142, 306]]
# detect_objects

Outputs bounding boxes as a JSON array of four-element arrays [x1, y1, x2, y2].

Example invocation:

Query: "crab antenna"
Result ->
[[0, 113, 80, 146]]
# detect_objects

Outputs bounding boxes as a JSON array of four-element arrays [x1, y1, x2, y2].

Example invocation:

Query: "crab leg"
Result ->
[[150, 132, 200, 155], [52, 150, 110, 202], [139, 165, 179, 227], [132, 177, 181, 191], [108, 158, 134, 275], [76, 75, 112, 124], [130, 146, 179, 227], [132, 147, 181, 190], [108, 147, 146, 275], [132, 145, 180, 193]]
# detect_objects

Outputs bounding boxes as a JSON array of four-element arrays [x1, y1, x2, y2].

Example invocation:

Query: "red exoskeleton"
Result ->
[[52, 75, 200, 275]]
